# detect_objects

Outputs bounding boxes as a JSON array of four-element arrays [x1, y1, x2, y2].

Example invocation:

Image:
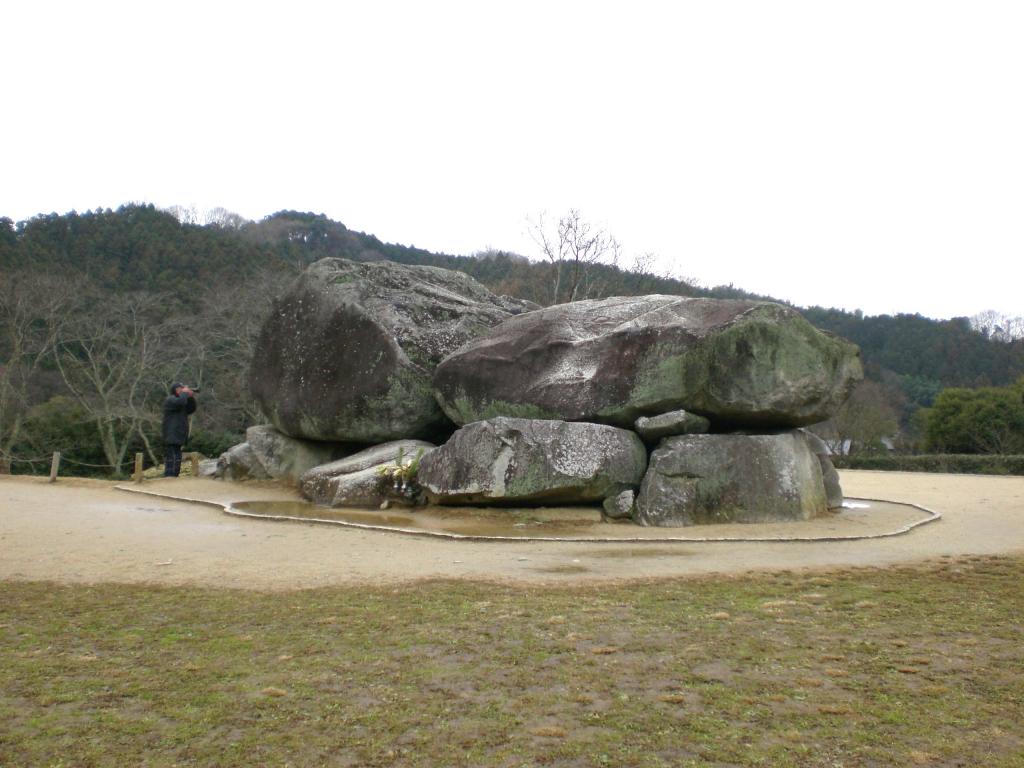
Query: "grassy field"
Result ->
[[2, 557, 1022, 767]]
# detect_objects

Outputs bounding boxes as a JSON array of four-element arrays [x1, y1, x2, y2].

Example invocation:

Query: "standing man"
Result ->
[[162, 383, 197, 477]]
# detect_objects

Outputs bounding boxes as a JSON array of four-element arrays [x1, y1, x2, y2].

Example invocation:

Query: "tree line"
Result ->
[[2, 204, 1023, 474]]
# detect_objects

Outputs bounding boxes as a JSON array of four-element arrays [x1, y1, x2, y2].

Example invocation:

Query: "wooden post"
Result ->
[[49, 451, 61, 483], [0, 457, 10, 475], [189, 452, 200, 478], [134, 452, 144, 484]]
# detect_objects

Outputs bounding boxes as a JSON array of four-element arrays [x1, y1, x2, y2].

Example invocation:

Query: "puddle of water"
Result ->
[[586, 547, 694, 559], [226, 497, 934, 541], [231, 500, 606, 538], [533, 564, 591, 574], [233, 501, 418, 528]]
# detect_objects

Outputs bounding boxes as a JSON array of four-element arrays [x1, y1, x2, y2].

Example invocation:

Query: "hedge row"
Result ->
[[832, 454, 1024, 475]]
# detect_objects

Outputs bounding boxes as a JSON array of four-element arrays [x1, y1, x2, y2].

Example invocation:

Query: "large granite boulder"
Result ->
[[300, 439, 435, 508], [434, 296, 862, 429], [418, 417, 647, 505], [215, 425, 351, 483], [635, 431, 828, 526], [800, 429, 844, 510], [250, 258, 524, 443]]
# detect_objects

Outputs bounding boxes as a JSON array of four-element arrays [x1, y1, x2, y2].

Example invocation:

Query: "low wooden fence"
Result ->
[[0, 452, 202, 482]]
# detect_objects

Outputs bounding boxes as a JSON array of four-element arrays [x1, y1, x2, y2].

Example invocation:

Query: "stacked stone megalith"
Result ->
[[228, 259, 862, 524]]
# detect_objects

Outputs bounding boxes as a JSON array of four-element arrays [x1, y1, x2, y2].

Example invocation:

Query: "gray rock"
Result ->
[[198, 458, 220, 478], [635, 431, 828, 526], [215, 425, 352, 483], [634, 409, 711, 444], [250, 258, 515, 443], [800, 429, 844, 509], [500, 295, 541, 315], [603, 489, 637, 520], [418, 417, 647, 505], [216, 442, 270, 481], [434, 295, 862, 429], [299, 440, 435, 508], [245, 425, 353, 482]]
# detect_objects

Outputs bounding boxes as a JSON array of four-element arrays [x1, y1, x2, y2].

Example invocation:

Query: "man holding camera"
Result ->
[[162, 383, 198, 478]]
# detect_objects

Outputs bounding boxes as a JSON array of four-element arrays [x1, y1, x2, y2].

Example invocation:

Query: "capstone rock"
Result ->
[[434, 295, 862, 429], [635, 431, 828, 526], [418, 417, 647, 505], [250, 258, 518, 443]]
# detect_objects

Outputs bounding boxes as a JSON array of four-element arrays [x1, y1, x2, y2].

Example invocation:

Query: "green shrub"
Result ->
[[926, 381, 1024, 454], [832, 454, 1024, 475]]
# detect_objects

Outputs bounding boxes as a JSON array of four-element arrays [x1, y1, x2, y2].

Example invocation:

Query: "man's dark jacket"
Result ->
[[162, 392, 197, 445]]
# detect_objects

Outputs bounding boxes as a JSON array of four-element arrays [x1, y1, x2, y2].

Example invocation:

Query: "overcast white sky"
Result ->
[[3, 1, 1022, 320]]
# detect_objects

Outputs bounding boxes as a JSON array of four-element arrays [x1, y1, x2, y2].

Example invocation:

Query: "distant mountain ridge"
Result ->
[[3, 204, 1023, 408]]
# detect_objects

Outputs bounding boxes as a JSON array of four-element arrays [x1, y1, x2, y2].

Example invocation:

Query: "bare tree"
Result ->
[[52, 292, 176, 473], [813, 380, 901, 455], [165, 204, 200, 225], [190, 266, 299, 431], [528, 209, 621, 304], [0, 270, 78, 458], [970, 310, 1024, 341], [204, 207, 251, 230]]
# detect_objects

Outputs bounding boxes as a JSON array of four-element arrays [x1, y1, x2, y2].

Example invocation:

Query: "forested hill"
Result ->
[[3, 204, 1023, 404]]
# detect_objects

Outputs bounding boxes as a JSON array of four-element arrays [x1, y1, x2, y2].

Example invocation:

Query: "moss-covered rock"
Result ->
[[215, 425, 352, 483], [800, 429, 844, 509], [299, 439, 435, 508], [634, 431, 828, 526]]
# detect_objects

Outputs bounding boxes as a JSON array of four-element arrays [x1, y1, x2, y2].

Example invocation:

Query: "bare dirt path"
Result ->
[[1, 471, 1022, 590]]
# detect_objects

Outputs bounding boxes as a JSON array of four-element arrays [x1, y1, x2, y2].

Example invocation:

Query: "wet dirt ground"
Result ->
[[1, 471, 1022, 590]]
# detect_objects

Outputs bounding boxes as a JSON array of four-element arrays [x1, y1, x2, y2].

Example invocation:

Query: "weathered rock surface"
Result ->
[[300, 440, 435, 508], [635, 431, 828, 526], [216, 441, 270, 481], [603, 489, 637, 520], [216, 425, 352, 483], [418, 418, 647, 505], [198, 458, 220, 478], [250, 258, 520, 443], [434, 295, 862, 429], [634, 409, 711, 444], [801, 429, 844, 509]]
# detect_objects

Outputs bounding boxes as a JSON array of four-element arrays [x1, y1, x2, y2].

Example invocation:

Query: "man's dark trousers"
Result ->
[[164, 444, 183, 477]]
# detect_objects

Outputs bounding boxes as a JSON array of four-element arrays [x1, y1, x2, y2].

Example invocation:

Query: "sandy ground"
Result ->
[[1, 471, 1022, 590]]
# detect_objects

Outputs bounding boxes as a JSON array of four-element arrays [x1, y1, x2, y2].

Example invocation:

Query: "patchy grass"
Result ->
[[2, 557, 1023, 767]]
